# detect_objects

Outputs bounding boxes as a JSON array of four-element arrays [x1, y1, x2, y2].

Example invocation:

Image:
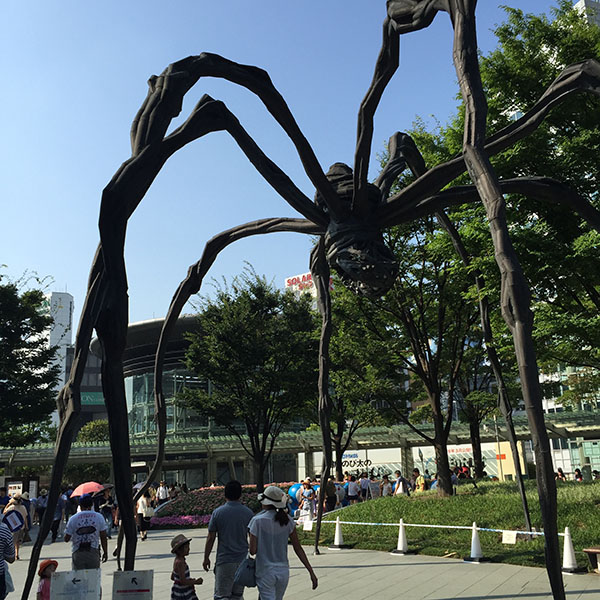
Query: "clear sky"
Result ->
[[2, 1, 558, 326]]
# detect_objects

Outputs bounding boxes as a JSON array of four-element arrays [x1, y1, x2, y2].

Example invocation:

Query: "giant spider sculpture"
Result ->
[[24, 2, 600, 599]]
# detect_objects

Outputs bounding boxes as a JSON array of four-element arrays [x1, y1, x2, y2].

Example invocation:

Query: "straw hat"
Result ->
[[38, 559, 58, 577], [171, 534, 192, 553], [258, 486, 288, 509]]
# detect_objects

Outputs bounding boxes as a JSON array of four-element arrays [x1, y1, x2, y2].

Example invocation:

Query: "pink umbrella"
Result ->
[[71, 481, 104, 497]]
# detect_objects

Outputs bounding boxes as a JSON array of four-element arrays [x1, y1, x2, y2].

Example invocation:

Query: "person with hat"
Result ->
[[3, 494, 29, 560], [64, 495, 107, 570], [248, 485, 318, 600], [298, 479, 316, 517], [36, 559, 58, 600], [203, 480, 253, 600], [170, 534, 202, 600]]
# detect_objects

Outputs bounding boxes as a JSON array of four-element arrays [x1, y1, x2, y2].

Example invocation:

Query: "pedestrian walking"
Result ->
[[248, 485, 318, 600], [203, 480, 253, 600], [171, 534, 202, 600], [64, 495, 108, 569], [2, 494, 28, 560]]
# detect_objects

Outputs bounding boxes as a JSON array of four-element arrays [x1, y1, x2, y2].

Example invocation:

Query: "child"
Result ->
[[37, 559, 58, 600], [170, 534, 202, 600]]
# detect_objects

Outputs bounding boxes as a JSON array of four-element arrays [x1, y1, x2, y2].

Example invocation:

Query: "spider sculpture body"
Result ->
[[24, 2, 600, 599]]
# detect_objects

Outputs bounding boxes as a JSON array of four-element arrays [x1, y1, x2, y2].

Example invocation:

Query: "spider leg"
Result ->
[[132, 53, 344, 219], [447, 2, 563, 595], [374, 131, 426, 200], [141, 218, 323, 513], [380, 59, 600, 225], [410, 177, 600, 229], [353, 17, 399, 214], [309, 238, 333, 555], [375, 130, 531, 526], [21, 263, 104, 600], [353, 1, 449, 213]]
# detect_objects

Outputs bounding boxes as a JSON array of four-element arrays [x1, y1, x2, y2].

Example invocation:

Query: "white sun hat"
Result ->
[[258, 485, 289, 509]]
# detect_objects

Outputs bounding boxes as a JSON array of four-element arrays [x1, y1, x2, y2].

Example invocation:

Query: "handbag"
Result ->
[[233, 555, 256, 588], [143, 505, 155, 518]]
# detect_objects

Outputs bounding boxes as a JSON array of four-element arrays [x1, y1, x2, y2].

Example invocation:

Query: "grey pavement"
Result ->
[[7, 525, 600, 599]]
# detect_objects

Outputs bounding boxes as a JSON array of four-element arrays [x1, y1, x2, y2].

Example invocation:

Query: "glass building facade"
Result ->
[[124, 367, 233, 438]]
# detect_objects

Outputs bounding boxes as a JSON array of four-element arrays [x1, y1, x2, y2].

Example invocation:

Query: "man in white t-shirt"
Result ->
[[64, 495, 108, 570]]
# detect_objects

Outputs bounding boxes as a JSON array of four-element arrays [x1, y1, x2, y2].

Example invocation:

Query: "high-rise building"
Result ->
[[44, 291, 74, 389], [574, 0, 600, 26]]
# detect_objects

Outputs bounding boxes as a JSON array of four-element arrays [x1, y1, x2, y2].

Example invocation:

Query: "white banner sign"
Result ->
[[113, 570, 153, 600], [51, 569, 101, 600], [502, 530, 518, 545]]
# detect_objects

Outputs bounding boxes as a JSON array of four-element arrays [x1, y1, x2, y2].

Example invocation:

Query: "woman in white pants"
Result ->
[[248, 486, 318, 600]]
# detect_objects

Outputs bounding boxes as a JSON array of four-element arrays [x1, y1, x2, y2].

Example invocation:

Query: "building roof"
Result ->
[[90, 315, 198, 376]]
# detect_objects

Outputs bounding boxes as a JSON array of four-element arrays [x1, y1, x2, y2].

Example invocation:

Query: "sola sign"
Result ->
[[284, 272, 333, 295], [113, 570, 153, 600]]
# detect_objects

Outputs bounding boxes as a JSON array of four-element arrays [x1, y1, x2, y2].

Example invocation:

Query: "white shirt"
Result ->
[[248, 510, 295, 577], [64, 510, 107, 552], [347, 481, 359, 496], [156, 485, 168, 500], [381, 482, 392, 497]]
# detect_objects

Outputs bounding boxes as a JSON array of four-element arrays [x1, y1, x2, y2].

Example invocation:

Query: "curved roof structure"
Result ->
[[90, 315, 198, 377]]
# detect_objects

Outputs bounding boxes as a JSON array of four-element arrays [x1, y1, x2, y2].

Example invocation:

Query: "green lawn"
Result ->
[[297, 480, 600, 570]]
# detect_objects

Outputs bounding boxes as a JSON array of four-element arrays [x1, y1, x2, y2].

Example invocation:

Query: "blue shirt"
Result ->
[[53, 495, 66, 521], [208, 501, 254, 565]]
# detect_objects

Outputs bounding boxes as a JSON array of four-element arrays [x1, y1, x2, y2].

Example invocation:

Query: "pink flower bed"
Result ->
[[150, 514, 210, 528], [153, 482, 296, 528]]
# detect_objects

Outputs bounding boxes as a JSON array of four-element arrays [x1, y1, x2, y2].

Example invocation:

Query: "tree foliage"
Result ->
[[331, 218, 480, 494], [0, 275, 60, 447], [77, 419, 110, 443], [181, 269, 319, 491]]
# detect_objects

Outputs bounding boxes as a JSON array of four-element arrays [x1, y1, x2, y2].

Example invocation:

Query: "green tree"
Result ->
[[385, 2, 600, 483], [0, 275, 60, 447], [412, 2, 600, 372], [181, 270, 319, 492], [332, 218, 479, 496], [479, 2, 600, 372], [77, 419, 109, 443]]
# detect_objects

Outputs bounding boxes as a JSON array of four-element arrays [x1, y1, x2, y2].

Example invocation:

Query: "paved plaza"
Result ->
[[8, 525, 600, 599]]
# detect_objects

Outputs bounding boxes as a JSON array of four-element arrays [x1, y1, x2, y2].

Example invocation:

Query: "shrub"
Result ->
[[157, 481, 297, 522]]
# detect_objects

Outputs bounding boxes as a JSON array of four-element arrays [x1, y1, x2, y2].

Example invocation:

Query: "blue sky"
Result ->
[[1, 1, 558, 325]]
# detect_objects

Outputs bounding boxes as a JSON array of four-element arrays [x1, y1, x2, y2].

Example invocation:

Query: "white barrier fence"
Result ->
[[296, 516, 585, 571]]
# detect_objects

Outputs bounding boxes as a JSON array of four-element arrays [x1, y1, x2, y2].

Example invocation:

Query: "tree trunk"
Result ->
[[434, 442, 453, 496], [334, 435, 344, 481], [254, 457, 265, 494], [469, 420, 484, 478], [432, 403, 453, 496]]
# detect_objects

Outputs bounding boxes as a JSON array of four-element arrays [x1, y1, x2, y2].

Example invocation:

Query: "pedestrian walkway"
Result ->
[[8, 525, 600, 598]]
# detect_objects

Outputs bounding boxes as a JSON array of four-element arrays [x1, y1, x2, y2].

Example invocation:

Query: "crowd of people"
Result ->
[[295, 467, 441, 517], [0, 481, 318, 600], [3, 465, 600, 599]]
